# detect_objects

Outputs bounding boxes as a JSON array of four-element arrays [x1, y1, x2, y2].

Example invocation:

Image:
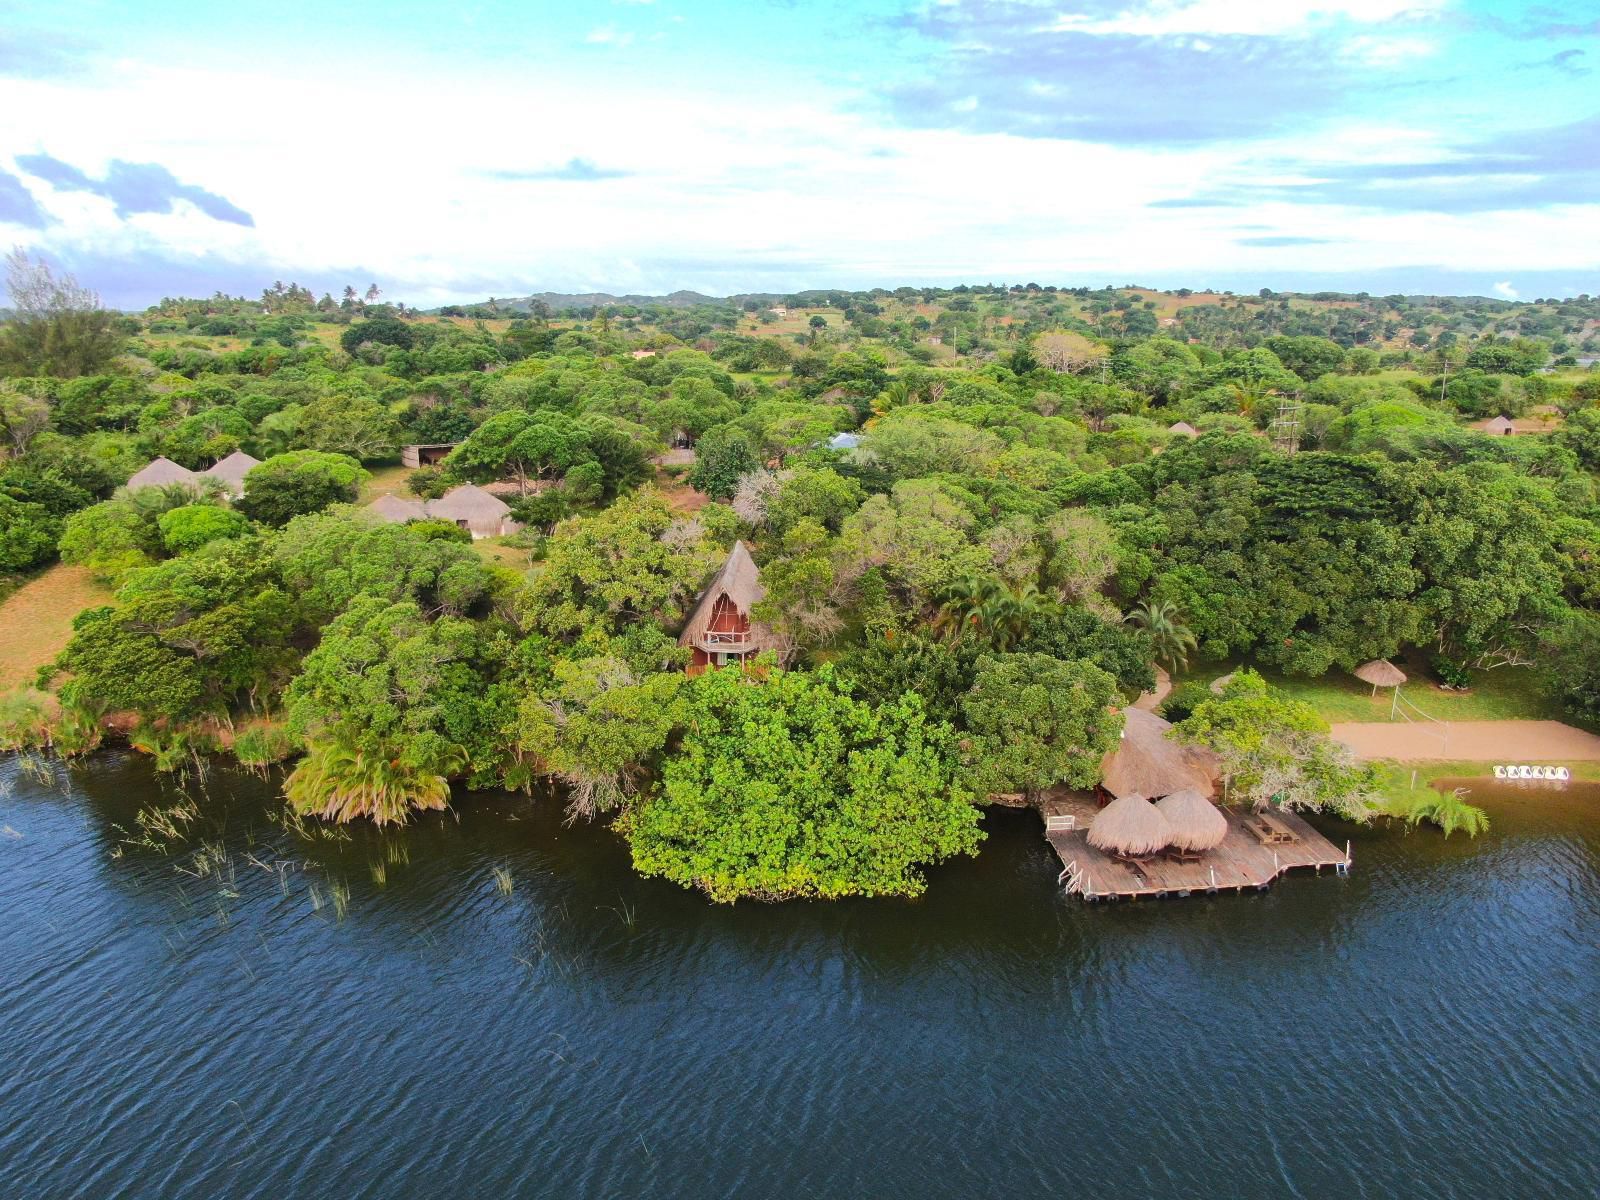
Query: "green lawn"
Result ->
[[1173, 656, 1564, 725], [358, 462, 412, 502], [1369, 758, 1600, 809]]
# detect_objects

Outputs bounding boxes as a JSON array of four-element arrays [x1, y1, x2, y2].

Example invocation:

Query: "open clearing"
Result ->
[[1333, 719, 1600, 762], [0, 565, 114, 691]]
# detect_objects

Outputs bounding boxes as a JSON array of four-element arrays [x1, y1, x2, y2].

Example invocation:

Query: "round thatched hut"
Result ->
[[1352, 659, 1406, 695], [1087, 794, 1173, 858], [1155, 788, 1229, 853], [1100, 707, 1220, 802]]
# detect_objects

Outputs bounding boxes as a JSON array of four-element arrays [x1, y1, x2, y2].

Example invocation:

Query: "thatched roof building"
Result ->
[[125, 456, 200, 492], [365, 484, 519, 538], [202, 449, 261, 496], [1100, 707, 1220, 801], [1352, 659, 1406, 688], [368, 494, 429, 523], [1087, 794, 1173, 858], [679, 540, 782, 672], [1482, 415, 1515, 436], [1156, 788, 1229, 853], [1167, 421, 1199, 438]]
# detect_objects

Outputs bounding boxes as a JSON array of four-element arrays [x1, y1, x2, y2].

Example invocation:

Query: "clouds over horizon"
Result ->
[[0, 0, 1594, 306]]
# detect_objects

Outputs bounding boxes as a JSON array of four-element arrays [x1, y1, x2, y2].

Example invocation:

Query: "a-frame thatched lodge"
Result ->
[[679, 541, 781, 674]]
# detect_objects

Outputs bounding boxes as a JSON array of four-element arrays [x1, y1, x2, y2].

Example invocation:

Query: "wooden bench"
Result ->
[[1250, 812, 1298, 845]]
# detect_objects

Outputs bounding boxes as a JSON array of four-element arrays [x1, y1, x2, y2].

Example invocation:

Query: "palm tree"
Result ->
[[933, 577, 1053, 649], [932, 575, 994, 642], [1124, 599, 1197, 672]]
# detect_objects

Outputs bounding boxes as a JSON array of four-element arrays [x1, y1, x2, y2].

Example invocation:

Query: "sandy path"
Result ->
[[1331, 720, 1600, 762], [1132, 665, 1172, 712]]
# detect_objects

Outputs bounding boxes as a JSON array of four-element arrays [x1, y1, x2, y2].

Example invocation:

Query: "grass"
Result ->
[[358, 462, 413, 503], [1370, 758, 1600, 809], [0, 564, 115, 692], [1174, 658, 1564, 725], [472, 537, 530, 568]]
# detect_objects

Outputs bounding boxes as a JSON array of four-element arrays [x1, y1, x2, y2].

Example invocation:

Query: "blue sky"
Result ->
[[1, 0, 1596, 307]]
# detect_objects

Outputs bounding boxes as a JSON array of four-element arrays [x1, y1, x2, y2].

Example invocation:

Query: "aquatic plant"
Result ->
[[1391, 788, 1490, 838], [233, 724, 297, 769], [284, 738, 453, 826]]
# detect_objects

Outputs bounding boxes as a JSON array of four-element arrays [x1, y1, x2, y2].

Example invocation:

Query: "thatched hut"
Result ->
[[1155, 788, 1229, 853], [1087, 794, 1173, 858], [1481, 415, 1515, 436], [1167, 421, 1199, 438], [367, 494, 429, 524], [202, 449, 261, 497], [1100, 707, 1219, 801], [400, 443, 458, 468], [424, 483, 520, 538], [125, 456, 199, 492], [679, 540, 782, 673], [1352, 659, 1406, 695]]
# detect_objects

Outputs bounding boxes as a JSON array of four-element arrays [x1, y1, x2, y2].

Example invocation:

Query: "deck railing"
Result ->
[[704, 630, 751, 647], [1044, 813, 1077, 832]]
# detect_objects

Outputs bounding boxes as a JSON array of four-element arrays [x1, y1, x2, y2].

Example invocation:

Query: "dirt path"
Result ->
[[0, 565, 113, 691], [1332, 720, 1600, 762], [1132, 665, 1172, 712]]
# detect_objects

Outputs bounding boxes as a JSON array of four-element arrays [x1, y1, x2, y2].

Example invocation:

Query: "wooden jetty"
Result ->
[[1039, 792, 1350, 901]]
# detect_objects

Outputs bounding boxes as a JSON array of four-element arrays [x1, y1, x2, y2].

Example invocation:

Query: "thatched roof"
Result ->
[[1156, 788, 1229, 852], [426, 483, 511, 522], [202, 449, 261, 493], [1482, 415, 1515, 434], [678, 540, 780, 652], [1087, 794, 1173, 857], [125, 456, 198, 491], [1100, 707, 1220, 801], [1168, 421, 1199, 437], [1352, 659, 1407, 687], [367, 494, 428, 523]]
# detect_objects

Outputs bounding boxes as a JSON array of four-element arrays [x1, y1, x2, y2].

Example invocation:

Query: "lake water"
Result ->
[[2, 756, 1597, 1198]]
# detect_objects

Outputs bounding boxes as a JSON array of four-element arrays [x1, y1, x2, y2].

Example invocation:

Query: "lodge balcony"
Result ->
[[693, 630, 751, 653]]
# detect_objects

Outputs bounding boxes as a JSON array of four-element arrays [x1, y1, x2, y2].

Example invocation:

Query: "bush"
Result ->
[[1430, 655, 1473, 690], [157, 504, 251, 553], [407, 466, 450, 499], [233, 723, 298, 767], [1160, 681, 1213, 723]]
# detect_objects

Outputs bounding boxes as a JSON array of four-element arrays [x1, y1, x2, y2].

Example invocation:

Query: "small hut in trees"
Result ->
[[367, 494, 429, 523], [364, 484, 519, 538], [401, 443, 459, 468], [125, 456, 199, 492], [679, 540, 780, 674], [420, 483, 519, 538], [202, 449, 261, 497], [1481, 415, 1515, 437], [1099, 707, 1220, 802], [1167, 421, 1199, 438]]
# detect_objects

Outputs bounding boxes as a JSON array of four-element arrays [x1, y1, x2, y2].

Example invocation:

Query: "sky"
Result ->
[[1, 0, 1597, 308]]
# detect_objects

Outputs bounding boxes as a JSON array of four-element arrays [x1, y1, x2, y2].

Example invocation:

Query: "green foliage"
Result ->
[[516, 658, 688, 817], [0, 251, 124, 377], [687, 425, 761, 500], [233, 723, 297, 767], [1387, 788, 1490, 838], [1175, 670, 1377, 819], [238, 450, 368, 527], [283, 595, 498, 822], [625, 663, 982, 902], [157, 504, 251, 553], [959, 653, 1122, 797], [0, 493, 59, 571], [54, 540, 294, 722]]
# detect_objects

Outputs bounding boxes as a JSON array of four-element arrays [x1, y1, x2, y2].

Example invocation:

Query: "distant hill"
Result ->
[[466, 289, 725, 314]]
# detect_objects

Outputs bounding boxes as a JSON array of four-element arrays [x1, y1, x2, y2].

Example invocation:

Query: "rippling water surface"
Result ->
[[2, 756, 1597, 1198]]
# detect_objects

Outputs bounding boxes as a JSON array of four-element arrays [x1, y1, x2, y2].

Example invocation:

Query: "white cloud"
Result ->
[[1048, 1, 1448, 39], [0, 60, 1594, 305], [585, 24, 634, 46], [1492, 280, 1518, 298]]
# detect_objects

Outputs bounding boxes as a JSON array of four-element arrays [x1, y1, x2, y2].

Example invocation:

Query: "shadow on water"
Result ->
[[2, 754, 1597, 1199]]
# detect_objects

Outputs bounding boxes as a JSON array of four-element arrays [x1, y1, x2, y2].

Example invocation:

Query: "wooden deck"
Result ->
[[1039, 792, 1351, 901]]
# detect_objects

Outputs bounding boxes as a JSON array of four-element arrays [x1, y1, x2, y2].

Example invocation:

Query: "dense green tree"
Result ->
[[624, 664, 981, 902], [959, 653, 1121, 798], [686, 425, 761, 500], [0, 251, 123, 378], [157, 504, 251, 554], [238, 451, 368, 527]]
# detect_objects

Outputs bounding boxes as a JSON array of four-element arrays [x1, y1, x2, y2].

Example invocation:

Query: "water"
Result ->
[[2, 756, 1597, 1199]]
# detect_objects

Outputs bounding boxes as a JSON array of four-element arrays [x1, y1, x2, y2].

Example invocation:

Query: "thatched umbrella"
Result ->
[[1087, 794, 1173, 858], [1100, 707, 1220, 801], [1353, 659, 1407, 696], [1156, 788, 1229, 853]]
